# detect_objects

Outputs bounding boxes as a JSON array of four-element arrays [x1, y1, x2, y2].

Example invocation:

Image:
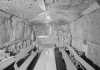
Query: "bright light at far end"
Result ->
[[38, 12, 52, 23]]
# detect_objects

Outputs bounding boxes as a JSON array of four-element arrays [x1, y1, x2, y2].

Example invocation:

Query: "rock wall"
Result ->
[[71, 8, 100, 66], [87, 8, 100, 66], [0, 15, 11, 47], [71, 14, 89, 52], [0, 0, 42, 19]]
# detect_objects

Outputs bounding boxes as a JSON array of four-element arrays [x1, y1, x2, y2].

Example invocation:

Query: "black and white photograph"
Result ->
[[0, 0, 100, 70]]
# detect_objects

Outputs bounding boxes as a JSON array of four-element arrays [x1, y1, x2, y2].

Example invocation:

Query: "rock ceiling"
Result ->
[[0, 0, 42, 19], [0, 0, 95, 20]]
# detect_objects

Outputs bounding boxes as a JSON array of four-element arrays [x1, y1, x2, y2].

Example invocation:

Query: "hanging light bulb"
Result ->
[[38, 0, 46, 11], [38, 11, 52, 23]]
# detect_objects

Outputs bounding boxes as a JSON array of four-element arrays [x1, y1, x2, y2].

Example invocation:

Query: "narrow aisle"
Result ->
[[54, 48, 67, 70], [27, 52, 40, 70], [19, 51, 38, 70], [34, 48, 57, 70]]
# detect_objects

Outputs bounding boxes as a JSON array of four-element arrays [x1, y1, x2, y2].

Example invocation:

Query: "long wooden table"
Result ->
[[60, 49, 77, 70], [64, 45, 95, 70]]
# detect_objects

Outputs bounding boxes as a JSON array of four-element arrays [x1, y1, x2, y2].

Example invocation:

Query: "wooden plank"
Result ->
[[19, 51, 37, 70], [0, 56, 15, 70], [60, 49, 77, 70], [14, 42, 36, 61], [66, 45, 95, 70]]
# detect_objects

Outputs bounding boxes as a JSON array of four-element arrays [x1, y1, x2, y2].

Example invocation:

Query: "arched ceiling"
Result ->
[[0, 0, 42, 19], [0, 0, 96, 21]]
